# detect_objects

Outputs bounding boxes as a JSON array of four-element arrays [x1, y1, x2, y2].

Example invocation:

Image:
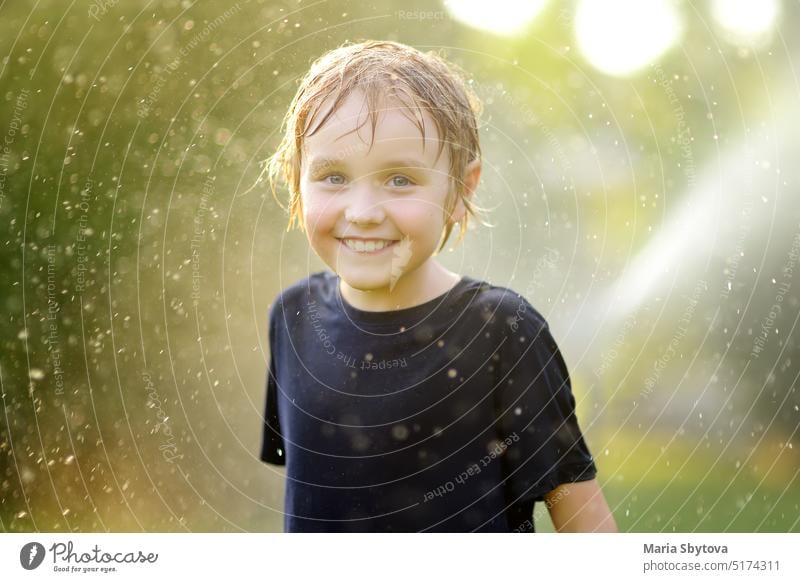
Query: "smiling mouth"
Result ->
[[338, 238, 399, 254]]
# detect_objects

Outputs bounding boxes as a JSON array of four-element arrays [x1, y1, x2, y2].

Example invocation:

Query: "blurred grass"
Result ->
[[536, 428, 800, 532]]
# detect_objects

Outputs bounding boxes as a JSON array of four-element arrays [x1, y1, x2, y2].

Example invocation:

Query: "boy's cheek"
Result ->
[[302, 199, 338, 236], [389, 203, 445, 234]]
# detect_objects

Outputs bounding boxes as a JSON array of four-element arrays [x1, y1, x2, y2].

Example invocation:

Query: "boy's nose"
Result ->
[[343, 181, 385, 225]]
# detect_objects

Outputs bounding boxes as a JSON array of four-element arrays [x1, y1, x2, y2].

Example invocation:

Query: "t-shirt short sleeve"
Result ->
[[493, 303, 597, 504], [260, 302, 286, 466]]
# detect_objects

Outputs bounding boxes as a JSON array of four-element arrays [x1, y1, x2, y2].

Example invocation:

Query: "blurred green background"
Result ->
[[1, 0, 799, 532]]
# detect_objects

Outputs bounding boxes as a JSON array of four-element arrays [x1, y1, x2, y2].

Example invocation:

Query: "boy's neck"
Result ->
[[338, 258, 461, 313]]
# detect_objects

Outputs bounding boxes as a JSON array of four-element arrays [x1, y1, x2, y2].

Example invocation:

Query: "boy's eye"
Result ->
[[323, 174, 346, 185], [388, 175, 413, 188]]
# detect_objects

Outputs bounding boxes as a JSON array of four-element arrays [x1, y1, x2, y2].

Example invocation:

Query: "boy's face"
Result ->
[[299, 90, 467, 294]]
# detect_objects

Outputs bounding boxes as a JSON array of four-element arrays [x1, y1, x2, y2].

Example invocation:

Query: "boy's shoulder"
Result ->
[[465, 276, 550, 334]]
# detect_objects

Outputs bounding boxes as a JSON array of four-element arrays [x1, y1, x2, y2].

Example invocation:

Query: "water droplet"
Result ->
[[351, 434, 371, 452], [391, 424, 409, 441], [447, 368, 457, 378]]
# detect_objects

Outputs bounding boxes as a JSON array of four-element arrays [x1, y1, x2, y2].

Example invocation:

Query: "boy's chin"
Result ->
[[338, 272, 394, 293], [334, 265, 396, 293]]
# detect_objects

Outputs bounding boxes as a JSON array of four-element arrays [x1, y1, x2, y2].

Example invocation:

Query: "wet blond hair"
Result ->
[[262, 39, 488, 251]]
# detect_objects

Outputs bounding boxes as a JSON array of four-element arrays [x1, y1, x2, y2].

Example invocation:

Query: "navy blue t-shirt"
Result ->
[[260, 271, 597, 532]]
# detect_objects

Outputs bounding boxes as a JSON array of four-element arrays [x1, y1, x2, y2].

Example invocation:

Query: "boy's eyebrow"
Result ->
[[306, 157, 431, 175]]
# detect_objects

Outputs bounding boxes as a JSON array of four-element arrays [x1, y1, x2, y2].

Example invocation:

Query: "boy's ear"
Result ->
[[448, 159, 482, 224]]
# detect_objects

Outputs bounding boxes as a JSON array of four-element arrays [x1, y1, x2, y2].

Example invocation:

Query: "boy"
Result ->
[[259, 40, 616, 532]]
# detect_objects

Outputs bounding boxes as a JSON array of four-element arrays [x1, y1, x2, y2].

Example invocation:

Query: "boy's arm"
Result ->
[[544, 479, 618, 532]]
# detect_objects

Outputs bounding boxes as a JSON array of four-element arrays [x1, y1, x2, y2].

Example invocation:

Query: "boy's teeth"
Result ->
[[343, 239, 391, 252]]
